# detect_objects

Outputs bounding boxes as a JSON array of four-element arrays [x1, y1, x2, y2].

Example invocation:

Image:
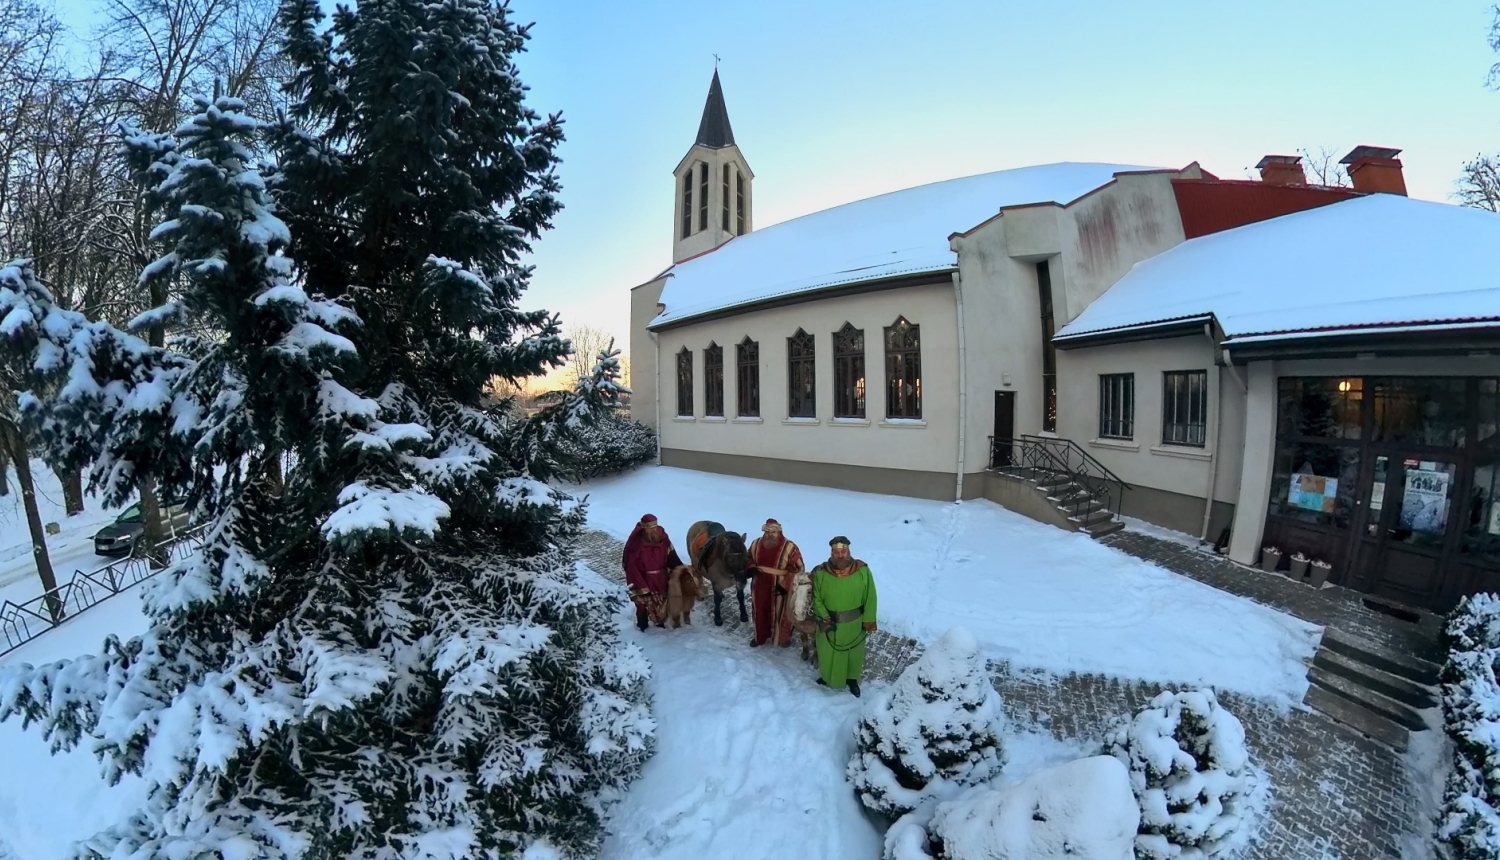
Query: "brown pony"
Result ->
[[685, 520, 751, 626], [665, 565, 701, 627]]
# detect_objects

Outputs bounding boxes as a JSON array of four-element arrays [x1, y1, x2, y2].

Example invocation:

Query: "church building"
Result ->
[[628, 73, 1500, 612]]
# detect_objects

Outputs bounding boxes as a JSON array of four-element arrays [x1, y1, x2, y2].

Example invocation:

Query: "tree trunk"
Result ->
[[56, 465, 84, 516], [136, 473, 169, 570], [264, 449, 283, 493], [2, 419, 62, 621]]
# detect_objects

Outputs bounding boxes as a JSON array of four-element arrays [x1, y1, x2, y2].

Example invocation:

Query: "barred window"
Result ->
[[1163, 370, 1208, 447], [788, 329, 815, 418], [736, 337, 759, 417], [833, 323, 865, 419], [1098, 373, 1134, 440], [676, 347, 693, 416], [698, 163, 708, 232], [884, 317, 921, 419], [704, 342, 724, 417]]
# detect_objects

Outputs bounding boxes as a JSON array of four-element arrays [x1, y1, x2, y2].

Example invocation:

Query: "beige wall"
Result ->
[[1054, 334, 1245, 536], [628, 276, 667, 430], [653, 283, 960, 479], [673, 143, 753, 263]]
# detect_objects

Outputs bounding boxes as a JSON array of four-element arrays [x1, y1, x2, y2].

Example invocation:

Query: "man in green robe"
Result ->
[[811, 535, 878, 697]]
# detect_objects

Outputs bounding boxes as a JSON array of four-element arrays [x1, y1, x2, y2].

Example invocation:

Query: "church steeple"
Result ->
[[673, 71, 753, 264], [695, 70, 735, 148]]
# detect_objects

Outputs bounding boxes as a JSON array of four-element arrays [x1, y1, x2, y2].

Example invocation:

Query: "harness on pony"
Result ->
[[689, 521, 726, 568]]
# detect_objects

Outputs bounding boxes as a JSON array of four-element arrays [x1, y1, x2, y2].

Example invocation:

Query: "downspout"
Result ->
[[650, 324, 662, 466], [952, 267, 968, 502], [1200, 322, 1223, 543]]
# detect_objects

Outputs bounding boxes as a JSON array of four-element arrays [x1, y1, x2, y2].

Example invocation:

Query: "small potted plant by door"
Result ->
[[1260, 546, 1282, 573], [1288, 551, 1310, 582], [1310, 559, 1333, 589]]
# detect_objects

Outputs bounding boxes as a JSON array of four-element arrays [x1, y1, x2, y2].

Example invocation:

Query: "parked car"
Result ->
[[93, 500, 193, 557]]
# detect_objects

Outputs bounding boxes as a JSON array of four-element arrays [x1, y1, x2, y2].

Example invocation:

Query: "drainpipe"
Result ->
[[952, 269, 968, 503], [650, 327, 662, 465], [1200, 323, 1223, 543]]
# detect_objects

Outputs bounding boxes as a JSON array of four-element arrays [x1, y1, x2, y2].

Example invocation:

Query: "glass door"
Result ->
[[1363, 456, 1461, 607]]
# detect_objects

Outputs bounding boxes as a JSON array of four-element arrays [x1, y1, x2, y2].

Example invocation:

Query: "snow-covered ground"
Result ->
[[0, 461, 122, 607], [576, 466, 1320, 705]]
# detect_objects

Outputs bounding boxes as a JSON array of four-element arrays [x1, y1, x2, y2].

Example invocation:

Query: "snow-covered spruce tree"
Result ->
[[3, 78, 650, 860], [545, 344, 656, 482], [1439, 592, 1500, 859], [1103, 689, 1261, 860], [849, 626, 1008, 820]]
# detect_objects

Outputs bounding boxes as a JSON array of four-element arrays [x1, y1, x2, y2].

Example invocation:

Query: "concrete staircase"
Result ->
[[1035, 472, 1127, 538], [1303, 626, 1439, 753]]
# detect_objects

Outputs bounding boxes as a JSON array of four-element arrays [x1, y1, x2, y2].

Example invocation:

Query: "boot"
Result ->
[[749, 638, 761, 647], [636, 612, 648, 632], [816, 677, 828, 686], [847, 680, 861, 698]]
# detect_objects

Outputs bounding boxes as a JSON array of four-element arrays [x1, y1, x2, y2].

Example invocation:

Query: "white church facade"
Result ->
[[628, 73, 1500, 612]]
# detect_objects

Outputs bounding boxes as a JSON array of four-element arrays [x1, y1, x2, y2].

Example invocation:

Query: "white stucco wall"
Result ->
[[652, 283, 959, 475], [628, 276, 667, 430], [1055, 334, 1246, 513], [673, 143, 753, 263]]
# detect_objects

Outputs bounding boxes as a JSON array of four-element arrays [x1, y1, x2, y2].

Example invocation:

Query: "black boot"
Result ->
[[636, 612, 648, 632], [847, 680, 861, 698], [749, 638, 761, 647], [816, 677, 828, 686]]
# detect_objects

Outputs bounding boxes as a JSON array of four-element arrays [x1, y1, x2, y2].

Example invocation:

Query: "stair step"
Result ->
[[1307, 665, 1427, 732], [1312, 647, 1437, 710], [1304, 683, 1411, 752], [1071, 509, 1116, 527], [1321, 626, 1440, 687], [1084, 520, 1125, 539], [1062, 499, 1105, 516]]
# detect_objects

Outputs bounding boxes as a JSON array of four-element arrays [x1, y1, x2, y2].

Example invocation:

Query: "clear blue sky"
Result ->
[[51, 0, 1500, 350]]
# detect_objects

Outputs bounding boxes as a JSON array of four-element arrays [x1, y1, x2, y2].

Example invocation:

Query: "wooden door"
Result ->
[[993, 391, 1015, 467], [1352, 454, 1463, 608]]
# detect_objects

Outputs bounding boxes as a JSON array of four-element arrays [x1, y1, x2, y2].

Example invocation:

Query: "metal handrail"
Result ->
[[989, 434, 1132, 522], [0, 523, 209, 657]]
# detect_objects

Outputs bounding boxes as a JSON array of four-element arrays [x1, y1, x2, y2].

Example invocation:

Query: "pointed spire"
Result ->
[[694, 70, 735, 148]]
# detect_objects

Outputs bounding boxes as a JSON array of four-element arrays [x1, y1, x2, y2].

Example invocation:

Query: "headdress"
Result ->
[[829, 535, 851, 548], [639, 514, 658, 526], [762, 518, 782, 533]]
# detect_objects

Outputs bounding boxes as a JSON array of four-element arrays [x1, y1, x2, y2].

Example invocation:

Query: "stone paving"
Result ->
[[575, 529, 1431, 859]]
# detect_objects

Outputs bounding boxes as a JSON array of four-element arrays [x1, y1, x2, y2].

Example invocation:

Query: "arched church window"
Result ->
[[788, 329, 815, 418], [833, 323, 865, 419], [704, 342, 724, 417], [736, 337, 759, 417], [676, 347, 693, 416], [884, 317, 921, 419]]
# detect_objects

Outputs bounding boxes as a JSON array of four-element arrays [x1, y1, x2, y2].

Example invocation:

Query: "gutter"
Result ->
[[952, 268, 968, 502]]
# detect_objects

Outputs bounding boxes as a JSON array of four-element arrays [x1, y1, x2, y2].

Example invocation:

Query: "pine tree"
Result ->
[[1, 37, 650, 856], [849, 626, 1008, 819]]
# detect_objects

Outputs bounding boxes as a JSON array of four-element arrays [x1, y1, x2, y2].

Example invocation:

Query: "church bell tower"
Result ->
[[672, 70, 753, 263]]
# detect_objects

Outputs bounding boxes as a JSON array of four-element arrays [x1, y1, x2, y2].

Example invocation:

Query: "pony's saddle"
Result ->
[[690, 522, 726, 569]]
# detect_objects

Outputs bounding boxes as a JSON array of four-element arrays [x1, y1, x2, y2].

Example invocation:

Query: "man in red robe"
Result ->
[[746, 518, 804, 648], [622, 514, 683, 631]]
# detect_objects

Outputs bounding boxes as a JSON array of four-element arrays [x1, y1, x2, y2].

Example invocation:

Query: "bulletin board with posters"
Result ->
[[1287, 473, 1338, 514]]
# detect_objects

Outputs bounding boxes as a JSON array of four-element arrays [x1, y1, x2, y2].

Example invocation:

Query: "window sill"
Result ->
[[879, 419, 927, 429], [733, 416, 763, 424], [1089, 438, 1140, 451], [782, 417, 820, 426], [672, 416, 696, 423], [1151, 444, 1212, 461], [701, 416, 727, 424], [830, 417, 871, 427]]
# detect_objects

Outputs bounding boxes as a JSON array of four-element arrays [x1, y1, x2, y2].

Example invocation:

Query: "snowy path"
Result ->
[[586, 561, 884, 859], [575, 467, 1321, 705]]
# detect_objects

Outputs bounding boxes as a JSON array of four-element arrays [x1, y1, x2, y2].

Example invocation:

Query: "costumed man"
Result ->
[[622, 514, 683, 631], [746, 518, 805, 648], [811, 535, 878, 697]]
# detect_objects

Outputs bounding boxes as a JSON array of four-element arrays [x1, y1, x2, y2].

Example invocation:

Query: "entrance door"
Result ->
[[1350, 454, 1463, 607], [993, 391, 1015, 468]]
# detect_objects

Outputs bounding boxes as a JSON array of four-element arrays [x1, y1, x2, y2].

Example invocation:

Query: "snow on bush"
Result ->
[[1440, 592, 1500, 858], [920, 756, 1139, 860], [1103, 689, 1262, 859], [849, 626, 1008, 819], [552, 411, 656, 481]]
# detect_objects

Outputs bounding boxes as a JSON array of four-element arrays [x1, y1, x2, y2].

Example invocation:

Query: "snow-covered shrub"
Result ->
[[1439, 592, 1500, 858], [849, 626, 1007, 819], [923, 756, 1140, 860], [552, 412, 656, 481], [1103, 689, 1260, 859]]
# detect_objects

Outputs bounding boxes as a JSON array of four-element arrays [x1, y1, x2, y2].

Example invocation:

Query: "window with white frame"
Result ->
[[1098, 373, 1134, 440]]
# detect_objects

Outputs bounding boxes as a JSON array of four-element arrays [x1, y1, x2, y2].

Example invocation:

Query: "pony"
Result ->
[[685, 520, 751, 626], [787, 568, 817, 663], [665, 565, 701, 628]]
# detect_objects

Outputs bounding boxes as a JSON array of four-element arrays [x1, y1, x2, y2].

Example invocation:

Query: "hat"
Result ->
[[762, 518, 782, 533], [639, 514, 658, 525], [829, 535, 851, 548]]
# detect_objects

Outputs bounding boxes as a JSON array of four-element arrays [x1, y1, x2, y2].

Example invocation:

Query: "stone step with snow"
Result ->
[[1311, 645, 1436, 711], [1319, 625, 1440, 687]]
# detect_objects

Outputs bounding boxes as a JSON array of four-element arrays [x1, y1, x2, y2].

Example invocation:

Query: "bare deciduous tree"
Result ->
[[562, 324, 616, 388], [1457, 154, 1500, 212], [1297, 145, 1352, 188]]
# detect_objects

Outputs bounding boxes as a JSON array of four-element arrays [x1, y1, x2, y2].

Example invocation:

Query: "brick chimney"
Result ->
[[1255, 155, 1306, 186], [1340, 145, 1407, 196]]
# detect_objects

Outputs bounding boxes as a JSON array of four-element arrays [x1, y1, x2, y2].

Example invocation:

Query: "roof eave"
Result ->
[[647, 267, 957, 332], [1053, 315, 1217, 349], [1223, 322, 1500, 362]]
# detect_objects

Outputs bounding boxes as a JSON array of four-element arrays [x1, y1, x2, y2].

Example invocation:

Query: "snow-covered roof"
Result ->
[[1056, 194, 1500, 346], [651, 162, 1161, 328]]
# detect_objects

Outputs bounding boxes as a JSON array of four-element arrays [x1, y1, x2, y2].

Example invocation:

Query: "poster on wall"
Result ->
[[1400, 464, 1451, 533], [1288, 474, 1338, 513]]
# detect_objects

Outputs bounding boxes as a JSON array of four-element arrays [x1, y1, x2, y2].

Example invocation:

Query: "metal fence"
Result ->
[[0, 525, 208, 658]]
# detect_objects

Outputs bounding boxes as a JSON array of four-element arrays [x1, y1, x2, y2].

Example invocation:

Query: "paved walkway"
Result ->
[[575, 529, 1428, 860]]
